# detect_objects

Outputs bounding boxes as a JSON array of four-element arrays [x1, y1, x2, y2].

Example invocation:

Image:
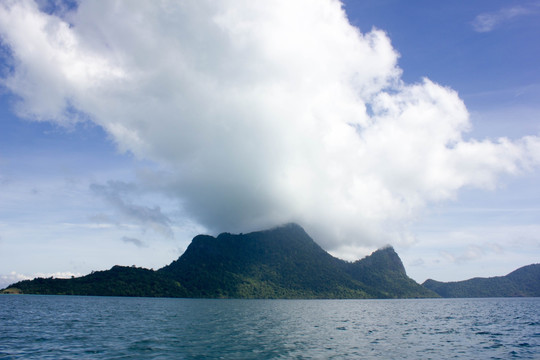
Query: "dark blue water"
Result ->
[[0, 296, 539, 359]]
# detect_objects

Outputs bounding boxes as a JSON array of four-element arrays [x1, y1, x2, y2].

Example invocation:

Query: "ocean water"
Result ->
[[0, 296, 539, 359]]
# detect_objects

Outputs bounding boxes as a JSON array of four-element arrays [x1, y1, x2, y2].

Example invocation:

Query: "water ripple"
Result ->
[[0, 296, 539, 359]]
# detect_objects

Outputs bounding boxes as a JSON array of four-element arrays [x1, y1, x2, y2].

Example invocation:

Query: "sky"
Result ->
[[0, 0, 539, 289]]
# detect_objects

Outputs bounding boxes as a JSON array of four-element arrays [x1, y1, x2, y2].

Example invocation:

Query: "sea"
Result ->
[[0, 295, 539, 359]]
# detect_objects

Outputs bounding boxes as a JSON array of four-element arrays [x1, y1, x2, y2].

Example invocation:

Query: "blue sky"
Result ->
[[344, 0, 540, 279], [0, 0, 539, 288]]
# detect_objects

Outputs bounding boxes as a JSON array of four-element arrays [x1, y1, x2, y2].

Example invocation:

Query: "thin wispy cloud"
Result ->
[[440, 242, 503, 264], [90, 181, 174, 239], [472, 4, 539, 32], [121, 236, 148, 248]]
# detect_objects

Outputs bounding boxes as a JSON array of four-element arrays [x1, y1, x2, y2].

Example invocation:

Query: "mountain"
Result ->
[[159, 223, 435, 298], [2, 223, 436, 299], [159, 223, 369, 298], [423, 264, 540, 298], [344, 246, 435, 298]]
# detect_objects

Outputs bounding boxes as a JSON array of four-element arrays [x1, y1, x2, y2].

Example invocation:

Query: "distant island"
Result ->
[[423, 264, 540, 297], [2, 223, 539, 298]]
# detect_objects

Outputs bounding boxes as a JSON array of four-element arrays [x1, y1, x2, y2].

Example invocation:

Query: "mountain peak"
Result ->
[[156, 224, 435, 298], [354, 245, 406, 275]]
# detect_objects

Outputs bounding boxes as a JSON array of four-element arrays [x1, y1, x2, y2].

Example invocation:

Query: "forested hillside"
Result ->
[[2, 224, 436, 299], [423, 264, 540, 298]]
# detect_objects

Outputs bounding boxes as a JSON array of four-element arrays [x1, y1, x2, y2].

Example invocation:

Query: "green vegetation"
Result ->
[[3, 223, 437, 298], [160, 224, 370, 298], [344, 246, 436, 298], [3, 266, 187, 297], [423, 264, 540, 298]]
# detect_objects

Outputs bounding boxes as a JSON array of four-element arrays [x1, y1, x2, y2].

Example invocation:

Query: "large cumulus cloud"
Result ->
[[1, 0, 539, 258]]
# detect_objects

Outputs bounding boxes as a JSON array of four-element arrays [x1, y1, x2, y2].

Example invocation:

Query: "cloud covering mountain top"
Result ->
[[1, 0, 539, 259]]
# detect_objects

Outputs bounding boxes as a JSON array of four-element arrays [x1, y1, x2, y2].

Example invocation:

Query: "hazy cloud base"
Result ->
[[1, 0, 539, 258]]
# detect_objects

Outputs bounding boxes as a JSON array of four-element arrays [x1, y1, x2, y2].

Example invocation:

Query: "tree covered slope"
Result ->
[[3, 223, 437, 298], [4, 265, 187, 297], [423, 264, 540, 298]]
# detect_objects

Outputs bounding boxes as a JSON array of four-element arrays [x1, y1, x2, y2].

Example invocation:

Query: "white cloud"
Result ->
[[472, 4, 539, 32], [1, 0, 539, 255], [0, 271, 31, 289]]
